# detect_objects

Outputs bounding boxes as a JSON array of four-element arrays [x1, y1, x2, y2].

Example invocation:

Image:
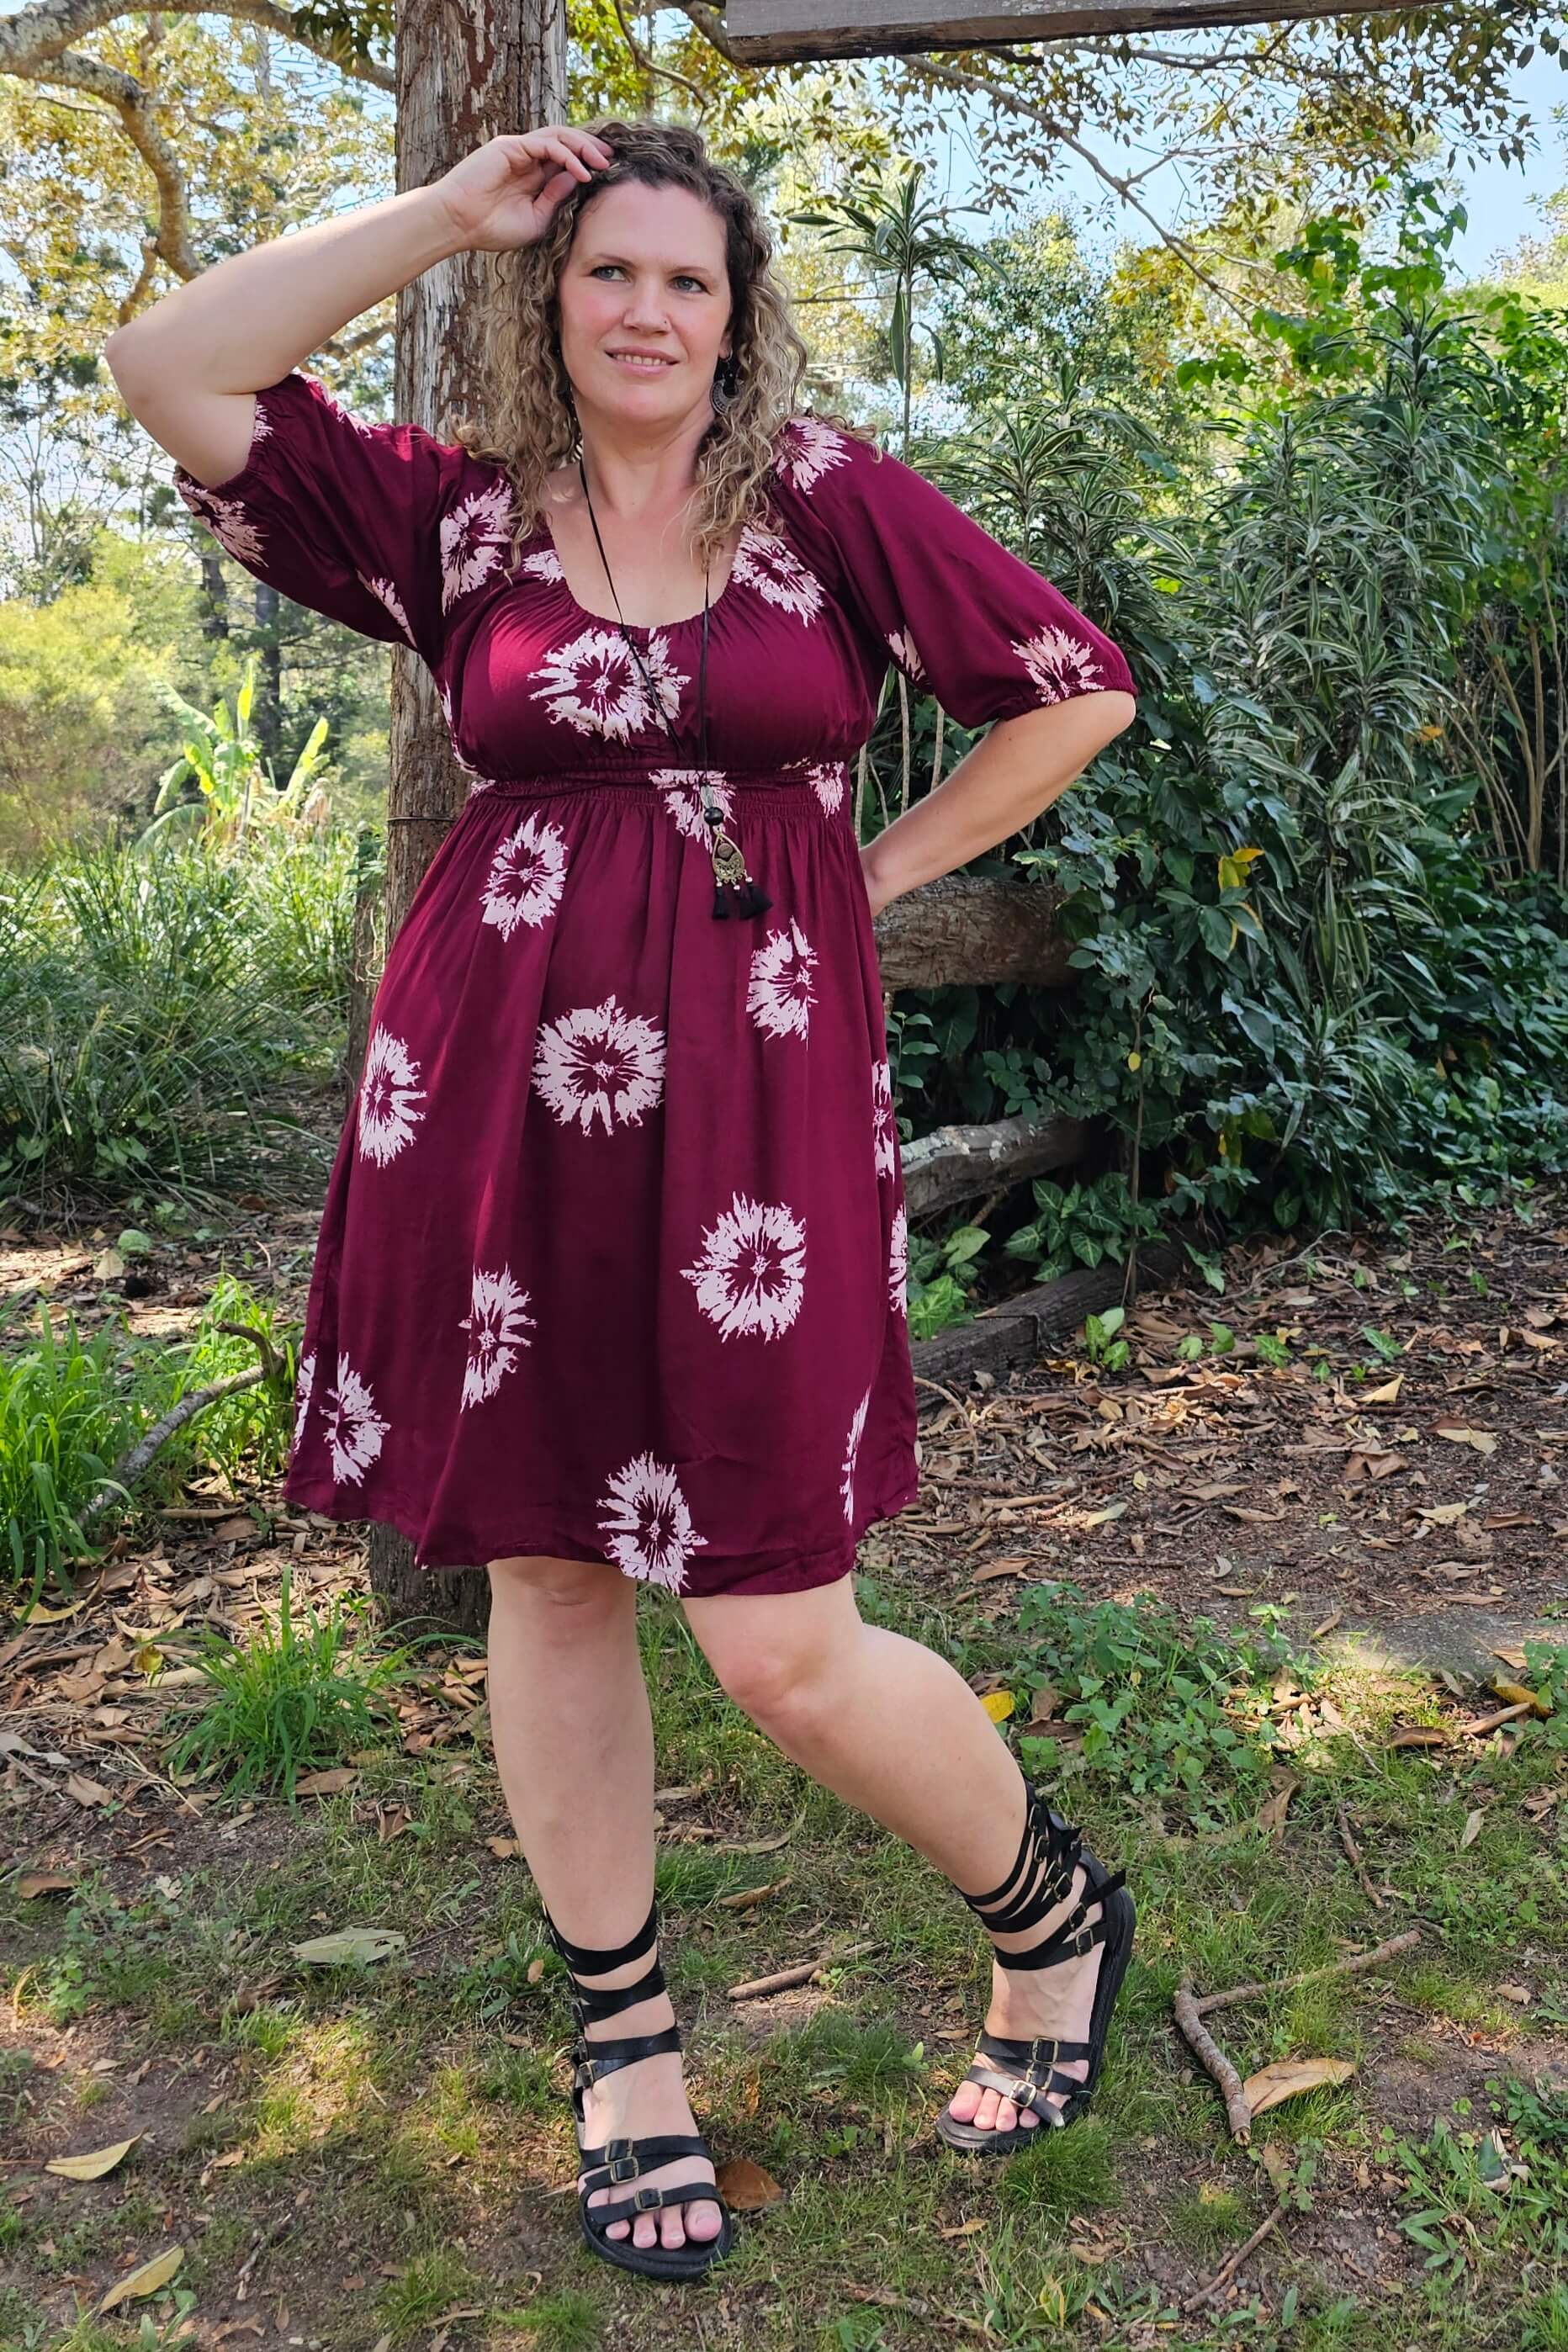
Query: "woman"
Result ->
[[107, 116, 1139, 2284]]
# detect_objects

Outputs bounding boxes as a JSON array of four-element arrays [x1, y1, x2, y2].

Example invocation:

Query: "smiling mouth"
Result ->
[[610, 352, 677, 372]]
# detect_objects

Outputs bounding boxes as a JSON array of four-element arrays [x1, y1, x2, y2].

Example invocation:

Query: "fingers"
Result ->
[[508, 127, 614, 188]]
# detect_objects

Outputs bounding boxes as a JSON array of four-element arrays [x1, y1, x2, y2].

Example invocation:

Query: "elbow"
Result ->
[[1099, 688, 1137, 739]]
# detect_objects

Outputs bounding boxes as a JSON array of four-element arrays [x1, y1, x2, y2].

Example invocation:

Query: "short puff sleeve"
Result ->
[[172, 370, 512, 669], [769, 416, 1136, 728]]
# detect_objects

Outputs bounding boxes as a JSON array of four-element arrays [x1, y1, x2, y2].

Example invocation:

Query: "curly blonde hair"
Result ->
[[442, 114, 878, 574]]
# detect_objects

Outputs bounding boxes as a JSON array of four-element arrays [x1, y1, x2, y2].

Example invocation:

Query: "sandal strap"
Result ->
[[587, 2179, 726, 2230], [543, 1892, 658, 1974], [976, 2030, 1094, 2068], [577, 2130, 712, 2187], [957, 1787, 1079, 1923], [543, 1894, 670, 2030], [958, 2058, 1079, 2122], [572, 2022, 683, 2091]]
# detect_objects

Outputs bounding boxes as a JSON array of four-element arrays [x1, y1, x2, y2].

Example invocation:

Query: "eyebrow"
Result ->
[[582, 252, 719, 280]]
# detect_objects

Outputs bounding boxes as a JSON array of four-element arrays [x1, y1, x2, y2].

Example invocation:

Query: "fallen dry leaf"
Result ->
[[1387, 1726, 1451, 1750], [46, 2134, 141, 2182], [486, 1836, 521, 1859], [1433, 1422, 1499, 1454], [973, 1557, 1034, 1582], [65, 1774, 114, 1807], [1242, 2058, 1355, 2119], [18, 1872, 75, 1899], [98, 2243, 183, 2313], [981, 1690, 1015, 1724], [293, 1767, 358, 1797], [714, 2155, 782, 2211], [291, 1927, 405, 1966], [1255, 1777, 1300, 1836], [1459, 1808, 1485, 1849], [939, 2216, 988, 2240]]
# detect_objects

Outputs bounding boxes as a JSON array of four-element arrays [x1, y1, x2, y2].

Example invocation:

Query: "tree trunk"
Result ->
[[366, 0, 567, 1638]]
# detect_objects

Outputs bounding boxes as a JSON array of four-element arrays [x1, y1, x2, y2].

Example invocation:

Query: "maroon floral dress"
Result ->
[[174, 376, 1136, 1596]]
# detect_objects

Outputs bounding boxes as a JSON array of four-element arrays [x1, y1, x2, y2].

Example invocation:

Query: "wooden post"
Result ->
[[724, 0, 1433, 61], [364, 0, 567, 1635]]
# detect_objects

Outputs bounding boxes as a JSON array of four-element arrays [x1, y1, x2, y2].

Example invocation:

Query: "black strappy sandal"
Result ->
[[935, 1783, 1136, 2158], [542, 1893, 735, 2280]]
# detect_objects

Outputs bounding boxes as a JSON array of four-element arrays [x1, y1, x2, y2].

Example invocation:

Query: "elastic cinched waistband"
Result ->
[[375, 766, 856, 829], [464, 762, 853, 816]]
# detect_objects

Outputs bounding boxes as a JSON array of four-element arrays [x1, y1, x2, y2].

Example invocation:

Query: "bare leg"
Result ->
[[682, 1573, 1106, 2137], [485, 1555, 723, 2248]]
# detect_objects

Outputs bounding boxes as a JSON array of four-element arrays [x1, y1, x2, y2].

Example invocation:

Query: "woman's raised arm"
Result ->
[[104, 127, 612, 488]]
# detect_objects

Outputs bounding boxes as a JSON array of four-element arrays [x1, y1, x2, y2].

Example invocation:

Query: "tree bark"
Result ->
[[873, 874, 1074, 988], [366, 0, 567, 1638]]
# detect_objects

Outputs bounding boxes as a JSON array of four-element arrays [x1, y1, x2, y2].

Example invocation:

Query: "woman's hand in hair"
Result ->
[[435, 126, 615, 256]]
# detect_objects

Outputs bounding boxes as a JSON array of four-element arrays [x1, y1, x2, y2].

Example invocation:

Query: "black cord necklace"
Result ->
[[575, 453, 771, 921]]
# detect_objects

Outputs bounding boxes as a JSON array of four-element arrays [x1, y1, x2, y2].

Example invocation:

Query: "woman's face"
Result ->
[[556, 179, 734, 435]]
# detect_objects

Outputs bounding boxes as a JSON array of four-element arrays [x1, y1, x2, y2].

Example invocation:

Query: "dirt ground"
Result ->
[[3, 1186, 1566, 2346]]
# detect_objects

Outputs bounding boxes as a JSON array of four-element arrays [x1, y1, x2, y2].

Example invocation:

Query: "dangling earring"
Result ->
[[711, 352, 739, 414]]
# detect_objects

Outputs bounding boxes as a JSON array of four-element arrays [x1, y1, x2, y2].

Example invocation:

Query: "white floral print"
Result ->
[[730, 517, 826, 622], [359, 574, 416, 645], [806, 761, 847, 816], [682, 1190, 806, 1341], [774, 415, 856, 496], [459, 1265, 537, 1406], [176, 481, 266, 567], [323, 1353, 389, 1486], [531, 627, 685, 742], [871, 1059, 898, 1179], [532, 993, 665, 1133], [440, 476, 513, 612], [358, 1025, 426, 1166], [651, 767, 734, 841], [1016, 624, 1106, 704], [522, 540, 565, 583], [841, 1385, 871, 1523], [747, 919, 818, 1041], [888, 1204, 908, 1319], [887, 626, 926, 681], [597, 1452, 709, 1592], [292, 1349, 315, 1451], [480, 814, 570, 939]]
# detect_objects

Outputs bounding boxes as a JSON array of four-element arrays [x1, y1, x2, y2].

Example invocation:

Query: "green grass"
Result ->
[[3, 1570, 1565, 2352]]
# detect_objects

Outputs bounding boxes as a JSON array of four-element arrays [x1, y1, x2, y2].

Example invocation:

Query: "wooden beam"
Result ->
[[903, 1110, 1085, 1217], [725, 0, 1432, 63]]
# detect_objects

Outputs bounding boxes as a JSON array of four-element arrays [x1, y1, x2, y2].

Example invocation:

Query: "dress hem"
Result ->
[[283, 1467, 921, 1597]]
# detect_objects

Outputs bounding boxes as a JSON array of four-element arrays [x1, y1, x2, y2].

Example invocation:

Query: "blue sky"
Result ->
[[929, 43, 1566, 283]]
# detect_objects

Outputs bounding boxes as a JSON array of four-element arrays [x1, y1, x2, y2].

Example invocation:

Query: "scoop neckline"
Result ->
[[532, 512, 744, 638]]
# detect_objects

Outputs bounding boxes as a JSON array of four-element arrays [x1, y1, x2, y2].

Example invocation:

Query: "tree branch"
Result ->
[[907, 54, 1252, 317], [0, 0, 393, 90]]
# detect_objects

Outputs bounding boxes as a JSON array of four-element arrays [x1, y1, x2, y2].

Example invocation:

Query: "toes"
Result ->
[[686, 2198, 724, 2243], [973, 2090, 1002, 2130], [947, 2081, 983, 2123]]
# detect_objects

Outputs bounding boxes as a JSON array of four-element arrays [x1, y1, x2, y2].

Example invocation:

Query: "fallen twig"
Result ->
[[1336, 1804, 1384, 1908], [1190, 1930, 1420, 2019], [1182, 2199, 1288, 2312], [81, 1322, 283, 1532], [1457, 1700, 1535, 1737], [1174, 1931, 1422, 2144], [727, 1938, 877, 2000], [1173, 1980, 1254, 2143], [843, 2283, 989, 2340]]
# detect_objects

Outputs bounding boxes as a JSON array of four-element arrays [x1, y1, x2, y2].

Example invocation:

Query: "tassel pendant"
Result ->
[[704, 808, 771, 922]]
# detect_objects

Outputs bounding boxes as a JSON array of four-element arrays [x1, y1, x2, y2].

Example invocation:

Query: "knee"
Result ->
[[704, 1632, 838, 1735], [486, 1553, 631, 1633]]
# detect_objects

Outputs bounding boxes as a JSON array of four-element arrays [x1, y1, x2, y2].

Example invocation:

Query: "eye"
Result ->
[[591, 264, 707, 293]]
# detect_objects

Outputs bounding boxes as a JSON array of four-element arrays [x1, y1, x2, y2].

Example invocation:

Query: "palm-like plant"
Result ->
[[142, 653, 331, 848]]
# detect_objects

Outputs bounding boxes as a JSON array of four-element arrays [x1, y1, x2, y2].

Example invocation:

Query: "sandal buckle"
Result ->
[[632, 2185, 660, 2211], [607, 2155, 638, 2182]]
